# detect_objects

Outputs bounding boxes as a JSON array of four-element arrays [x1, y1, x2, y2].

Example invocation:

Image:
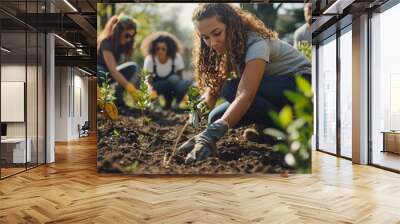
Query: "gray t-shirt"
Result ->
[[245, 31, 311, 76], [293, 23, 312, 49]]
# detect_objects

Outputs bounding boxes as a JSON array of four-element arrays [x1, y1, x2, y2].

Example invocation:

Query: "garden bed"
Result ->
[[97, 110, 291, 174]]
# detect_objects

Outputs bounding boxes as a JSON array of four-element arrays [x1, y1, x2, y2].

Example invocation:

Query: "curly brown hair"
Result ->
[[192, 3, 278, 95], [140, 31, 183, 60]]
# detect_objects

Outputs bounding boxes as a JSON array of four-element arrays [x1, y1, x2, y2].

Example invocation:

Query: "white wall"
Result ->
[[54, 66, 89, 141]]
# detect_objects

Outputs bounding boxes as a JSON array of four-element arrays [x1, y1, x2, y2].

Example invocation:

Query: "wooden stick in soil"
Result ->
[[165, 122, 189, 167]]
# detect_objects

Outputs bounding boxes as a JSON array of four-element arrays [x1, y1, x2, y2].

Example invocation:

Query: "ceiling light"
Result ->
[[63, 0, 78, 12], [54, 34, 75, 48], [323, 0, 354, 15], [78, 68, 91, 76], [1, 47, 11, 53]]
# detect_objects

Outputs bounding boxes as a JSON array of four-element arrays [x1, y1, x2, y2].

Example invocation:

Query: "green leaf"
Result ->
[[279, 106, 293, 128], [264, 128, 287, 140], [268, 111, 282, 128], [295, 75, 312, 97], [284, 90, 306, 104]]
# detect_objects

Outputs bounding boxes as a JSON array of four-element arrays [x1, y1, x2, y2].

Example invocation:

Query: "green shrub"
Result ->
[[264, 75, 313, 173]]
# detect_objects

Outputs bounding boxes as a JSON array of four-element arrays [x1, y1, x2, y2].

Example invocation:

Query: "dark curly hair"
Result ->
[[140, 31, 183, 60], [192, 3, 278, 95]]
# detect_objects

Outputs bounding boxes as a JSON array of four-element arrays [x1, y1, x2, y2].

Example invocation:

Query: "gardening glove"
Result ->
[[178, 120, 229, 164], [125, 83, 140, 102], [104, 102, 118, 121], [150, 90, 158, 100]]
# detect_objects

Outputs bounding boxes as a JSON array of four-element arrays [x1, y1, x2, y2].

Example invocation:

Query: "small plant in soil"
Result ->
[[124, 161, 139, 173], [164, 85, 210, 167], [187, 85, 210, 129], [134, 69, 153, 126], [97, 72, 118, 121]]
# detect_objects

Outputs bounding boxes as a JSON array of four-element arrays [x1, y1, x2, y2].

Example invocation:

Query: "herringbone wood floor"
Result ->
[[1, 135, 400, 224]]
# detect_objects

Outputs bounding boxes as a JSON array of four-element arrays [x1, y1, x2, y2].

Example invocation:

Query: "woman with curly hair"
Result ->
[[97, 14, 140, 109], [179, 3, 311, 163], [141, 31, 191, 110]]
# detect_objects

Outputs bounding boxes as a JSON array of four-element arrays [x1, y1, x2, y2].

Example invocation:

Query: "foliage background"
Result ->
[[97, 3, 306, 74]]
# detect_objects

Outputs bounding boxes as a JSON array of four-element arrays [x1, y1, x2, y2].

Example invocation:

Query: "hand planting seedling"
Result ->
[[187, 86, 210, 129], [97, 72, 118, 121], [163, 85, 210, 167]]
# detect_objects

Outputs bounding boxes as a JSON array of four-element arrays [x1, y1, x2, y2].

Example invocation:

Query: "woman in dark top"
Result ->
[[97, 14, 140, 108]]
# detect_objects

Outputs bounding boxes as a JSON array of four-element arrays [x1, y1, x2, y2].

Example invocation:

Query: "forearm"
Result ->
[[110, 69, 129, 88], [218, 92, 254, 128]]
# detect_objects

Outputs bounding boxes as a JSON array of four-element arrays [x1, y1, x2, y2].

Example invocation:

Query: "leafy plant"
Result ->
[[133, 69, 153, 126], [297, 41, 312, 62], [124, 161, 139, 173], [135, 70, 152, 111], [264, 75, 313, 173], [112, 129, 120, 138], [187, 85, 201, 113], [98, 72, 118, 121], [187, 85, 210, 129]]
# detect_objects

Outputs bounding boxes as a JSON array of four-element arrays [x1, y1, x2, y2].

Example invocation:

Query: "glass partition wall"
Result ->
[[317, 35, 337, 155], [316, 25, 353, 159], [339, 26, 352, 159], [370, 2, 400, 171], [0, 1, 46, 179]]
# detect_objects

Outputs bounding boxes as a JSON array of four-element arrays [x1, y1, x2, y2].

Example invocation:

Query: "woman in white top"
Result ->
[[141, 32, 191, 110]]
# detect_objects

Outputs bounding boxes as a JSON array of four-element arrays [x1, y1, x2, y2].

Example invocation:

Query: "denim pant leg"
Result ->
[[208, 74, 300, 128], [152, 79, 174, 107], [174, 79, 192, 103], [208, 97, 279, 128]]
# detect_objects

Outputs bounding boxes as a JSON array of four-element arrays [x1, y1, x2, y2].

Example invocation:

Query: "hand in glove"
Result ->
[[125, 83, 140, 102], [178, 120, 229, 164], [97, 83, 118, 121], [104, 102, 119, 121], [150, 90, 158, 100]]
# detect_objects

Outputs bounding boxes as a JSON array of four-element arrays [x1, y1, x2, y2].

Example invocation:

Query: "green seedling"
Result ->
[[134, 69, 153, 126], [112, 129, 120, 138], [163, 85, 209, 167], [124, 160, 139, 173], [187, 85, 210, 129], [98, 72, 118, 121]]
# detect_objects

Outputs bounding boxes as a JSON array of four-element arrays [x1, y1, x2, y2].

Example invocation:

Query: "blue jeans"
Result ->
[[97, 62, 138, 107], [152, 74, 191, 108], [208, 73, 311, 128]]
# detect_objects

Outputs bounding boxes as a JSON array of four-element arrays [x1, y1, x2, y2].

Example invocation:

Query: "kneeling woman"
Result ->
[[179, 3, 311, 163], [141, 32, 191, 110], [97, 15, 140, 109]]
